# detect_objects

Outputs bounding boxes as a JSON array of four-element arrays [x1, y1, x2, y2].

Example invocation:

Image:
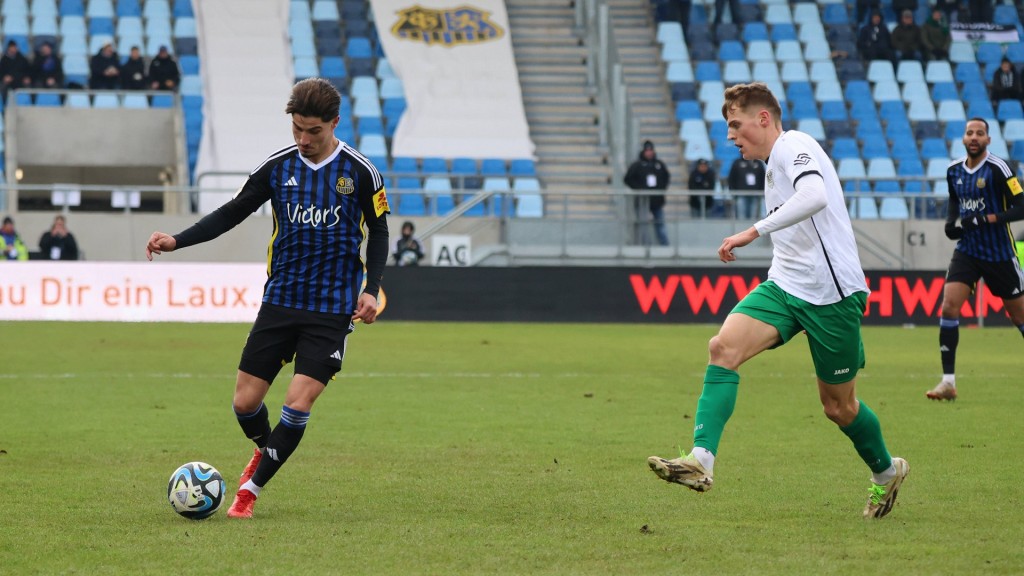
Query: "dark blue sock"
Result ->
[[251, 406, 309, 487]]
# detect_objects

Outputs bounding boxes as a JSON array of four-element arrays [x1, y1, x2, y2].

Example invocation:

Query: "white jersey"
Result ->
[[757, 131, 868, 305]]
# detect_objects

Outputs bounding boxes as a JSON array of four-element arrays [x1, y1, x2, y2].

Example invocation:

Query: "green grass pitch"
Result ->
[[1, 320, 1022, 575]]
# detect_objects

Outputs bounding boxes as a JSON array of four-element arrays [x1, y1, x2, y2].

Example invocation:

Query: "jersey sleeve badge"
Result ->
[[373, 188, 391, 217]]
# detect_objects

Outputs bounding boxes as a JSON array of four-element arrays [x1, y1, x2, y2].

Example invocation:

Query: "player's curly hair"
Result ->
[[286, 78, 341, 122], [722, 82, 782, 126]]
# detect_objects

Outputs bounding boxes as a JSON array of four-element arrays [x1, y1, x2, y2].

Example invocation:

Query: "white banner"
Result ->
[[951, 23, 1020, 43], [0, 262, 266, 322], [371, 0, 535, 159]]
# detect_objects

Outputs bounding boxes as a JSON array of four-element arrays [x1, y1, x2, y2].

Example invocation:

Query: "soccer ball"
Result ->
[[167, 462, 225, 520]]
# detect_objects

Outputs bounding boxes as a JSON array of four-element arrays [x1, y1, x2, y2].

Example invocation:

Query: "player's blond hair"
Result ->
[[722, 82, 783, 127]]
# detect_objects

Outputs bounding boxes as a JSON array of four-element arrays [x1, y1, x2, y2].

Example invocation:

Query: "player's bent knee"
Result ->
[[708, 335, 741, 369]]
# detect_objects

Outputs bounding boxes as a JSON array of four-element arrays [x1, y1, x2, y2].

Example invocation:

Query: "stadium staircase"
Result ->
[[606, 0, 683, 180], [506, 0, 612, 191]]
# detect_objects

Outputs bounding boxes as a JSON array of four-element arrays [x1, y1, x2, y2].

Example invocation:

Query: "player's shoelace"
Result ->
[[867, 484, 887, 505]]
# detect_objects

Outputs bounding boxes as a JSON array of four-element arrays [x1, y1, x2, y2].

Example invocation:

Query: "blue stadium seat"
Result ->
[[174, 17, 196, 38], [907, 100, 936, 122], [35, 93, 61, 107], [764, 4, 793, 25], [779, 61, 808, 82], [976, 43, 1003, 69], [774, 40, 803, 61], [294, 57, 318, 79], [821, 3, 848, 25], [837, 158, 866, 180], [931, 82, 958, 102], [718, 40, 745, 61], [745, 40, 774, 62], [994, 4, 1019, 25], [60, 0, 85, 15], [1004, 119, 1024, 142], [694, 61, 721, 81], [347, 37, 373, 59], [856, 118, 883, 141], [843, 80, 871, 102], [666, 61, 694, 82], [715, 23, 739, 43], [173, 0, 194, 17], [896, 60, 924, 83], [809, 60, 838, 84], [513, 178, 543, 217], [898, 158, 925, 178], [357, 116, 383, 136], [122, 93, 148, 108], [915, 121, 943, 140], [143, 0, 170, 19], [391, 156, 417, 175], [151, 94, 174, 108], [93, 93, 119, 108], [87, 0, 114, 18], [480, 159, 507, 177], [708, 120, 727, 142], [998, 100, 1024, 121], [382, 97, 406, 119], [421, 157, 447, 175], [769, 23, 796, 42], [967, 99, 995, 119], [117, 0, 141, 17], [1008, 42, 1024, 65], [954, 62, 982, 84], [2, 0, 28, 17], [395, 191, 427, 216], [451, 157, 478, 176], [879, 197, 909, 219], [742, 22, 768, 42], [819, 100, 847, 121], [937, 100, 966, 122], [30, 15, 59, 37], [925, 60, 954, 83], [878, 101, 907, 123], [791, 3, 819, 25], [510, 159, 537, 177], [849, 195, 879, 220], [312, 0, 339, 21], [944, 120, 967, 141], [380, 77, 404, 99], [66, 92, 90, 108], [824, 119, 854, 139], [722, 61, 751, 83], [831, 138, 859, 159], [861, 139, 890, 160]]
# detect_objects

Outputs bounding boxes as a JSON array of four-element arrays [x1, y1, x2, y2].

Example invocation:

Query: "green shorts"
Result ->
[[731, 280, 867, 384]]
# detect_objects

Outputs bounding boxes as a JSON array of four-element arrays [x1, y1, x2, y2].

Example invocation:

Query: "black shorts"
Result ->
[[946, 250, 1024, 300], [239, 303, 353, 385]]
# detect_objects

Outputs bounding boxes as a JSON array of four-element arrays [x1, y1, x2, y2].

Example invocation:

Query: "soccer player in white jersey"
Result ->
[[647, 82, 908, 518]]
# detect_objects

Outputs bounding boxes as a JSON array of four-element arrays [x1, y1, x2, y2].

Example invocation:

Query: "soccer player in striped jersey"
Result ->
[[928, 117, 1024, 401], [145, 78, 390, 518], [647, 82, 908, 518]]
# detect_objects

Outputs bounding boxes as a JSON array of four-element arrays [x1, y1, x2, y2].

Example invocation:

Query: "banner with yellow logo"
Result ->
[[371, 1, 535, 159]]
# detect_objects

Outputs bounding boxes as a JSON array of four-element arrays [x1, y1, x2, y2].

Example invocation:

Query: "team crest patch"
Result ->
[[766, 169, 774, 189], [1009, 176, 1022, 195], [373, 188, 390, 217], [976, 177, 986, 189], [336, 177, 354, 195], [391, 5, 504, 47]]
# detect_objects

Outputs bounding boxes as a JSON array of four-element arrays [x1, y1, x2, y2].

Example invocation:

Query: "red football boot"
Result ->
[[226, 489, 258, 519], [239, 448, 262, 487]]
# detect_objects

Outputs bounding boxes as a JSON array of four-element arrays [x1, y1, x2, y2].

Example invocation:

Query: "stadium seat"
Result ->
[[814, 80, 842, 102], [657, 21, 684, 44], [694, 61, 721, 82], [66, 92, 90, 108], [907, 100, 936, 122], [949, 41, 975, 63], [742, 22, 768, 42], [873, 80, 901, 102], [867, 60, 895, 82], [791, 3, 819, 25], [994, 3, 1019, 25], [954, 62, 982, 84], [143, 0, 170, 19], [930, 81, 958, 102], [93, 93, 119, 108], [675, 100, 701, 120], [774, 40, 803, 61], [862, 139, 890, 160], [821, 3, 847, 25], [819, 100, 847, 121], [831, 138, 859, 159], [976, 43, 1003, 69], [480, 159, 507, 177], [809, 60, 838, 84], [510, 159, 537, 177], [878, 101, 907, 124], [751, 61, 779, 82], [764, 4, 792, 24], [780, 61, 808, 82], [722, 61, 751, 83], [879, 197, 910, 219], [924, 60, 954, 84], [151, 94, 174, 108], [380, 77, 404, 99], [937, 100, 966, 122], [352, 98, 381, 118], [715, 23, 740, 43], [312, 0, 339, 21], [513, 178, 543, 217], [868, 158, 897, 180], [967, 99, 995, 119], [896, 60, 924, 83], [849, 196, 879, 219], [770, 23, 797, 42], [797, 118, 826, 141], [666, 62, 694, 83], [1004, 119, 1024, 142], [838, 158, 867, 180], [745, 40, 774, 62], [998, 100, 1024, 121], [824, 119, 854, 139], [919, 138, 948, 160], [420, 157, 447, 175]]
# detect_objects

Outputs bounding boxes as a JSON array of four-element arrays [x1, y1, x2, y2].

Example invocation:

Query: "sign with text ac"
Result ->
[[629, 270, 1005, 325]]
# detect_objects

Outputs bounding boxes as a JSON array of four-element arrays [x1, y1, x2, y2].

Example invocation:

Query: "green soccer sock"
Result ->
[[840, 401, 893, 474], [692, 365, 739, 456]]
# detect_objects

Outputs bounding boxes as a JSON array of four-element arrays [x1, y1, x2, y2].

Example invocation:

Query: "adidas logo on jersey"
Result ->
[[283, 176, 298, 186], [939, 345, 950, 352], [330, 350, 342, 360]]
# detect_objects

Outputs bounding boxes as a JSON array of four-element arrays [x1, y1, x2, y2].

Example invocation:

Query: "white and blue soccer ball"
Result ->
[[167, 462, 225, 520]]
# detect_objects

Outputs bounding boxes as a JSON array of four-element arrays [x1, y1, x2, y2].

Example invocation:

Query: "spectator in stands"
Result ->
[[121, 46, 147, 90], [392, 221, 424, 266], [965, 0, 992, 24], [892, 0, 918, 15], [38, 214, 79, 261], [891, 10, 926, 63], [933, 0, 959, 23], [624, 140, 670, 245], [712, 0, 740, 26], [855, 0, 880, 26], [0, 41, 32, 100], [991, 57, 1023, 104], [687, 158, 716, 219], [148, 46, 181, 91], [857, 11, 895, 64], [728, 158, 766, 219], [31, 42, 64, 89], [89, 42, 121, 90], [0, 216, 28, 261], [673, 0, 692, 37], [921, 8, 952, 61]]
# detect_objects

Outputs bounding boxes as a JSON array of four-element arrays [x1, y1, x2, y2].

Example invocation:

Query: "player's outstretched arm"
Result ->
[[145, 231, 177, 261]]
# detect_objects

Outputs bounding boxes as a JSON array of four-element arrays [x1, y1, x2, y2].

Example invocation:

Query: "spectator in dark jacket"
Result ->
[[687, 158, 716, 219], [148, 45, 180, 91], [89, 42, 120, 89], [0, 40, 32, 98], [120, 46, 147, 90], [991, 57, 1023, 103], [857, 11, 894, 63], [624, 140, 671, 245], [921, 8, 952, 60], [891, 10, 925, 62], [38, 215, 79, 261], [31, 42, 64, 88]]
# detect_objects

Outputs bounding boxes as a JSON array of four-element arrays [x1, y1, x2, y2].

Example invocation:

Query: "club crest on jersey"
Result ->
[[976, 177, 986, 189], [336, 177, 354, 195], [391, 5, 503, 47], [766, 169, 774, 189]]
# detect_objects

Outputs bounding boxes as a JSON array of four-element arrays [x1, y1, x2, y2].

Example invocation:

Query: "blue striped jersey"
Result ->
[[236, 142, 390, 314], [947, 153, 1022, 262]]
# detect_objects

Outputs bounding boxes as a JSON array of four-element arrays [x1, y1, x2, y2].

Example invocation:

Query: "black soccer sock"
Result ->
[[250, 406, 309, 488], [939, 318, 959, 375], [1017, 324, 1024, 338], [235, 402, 272, 449]]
